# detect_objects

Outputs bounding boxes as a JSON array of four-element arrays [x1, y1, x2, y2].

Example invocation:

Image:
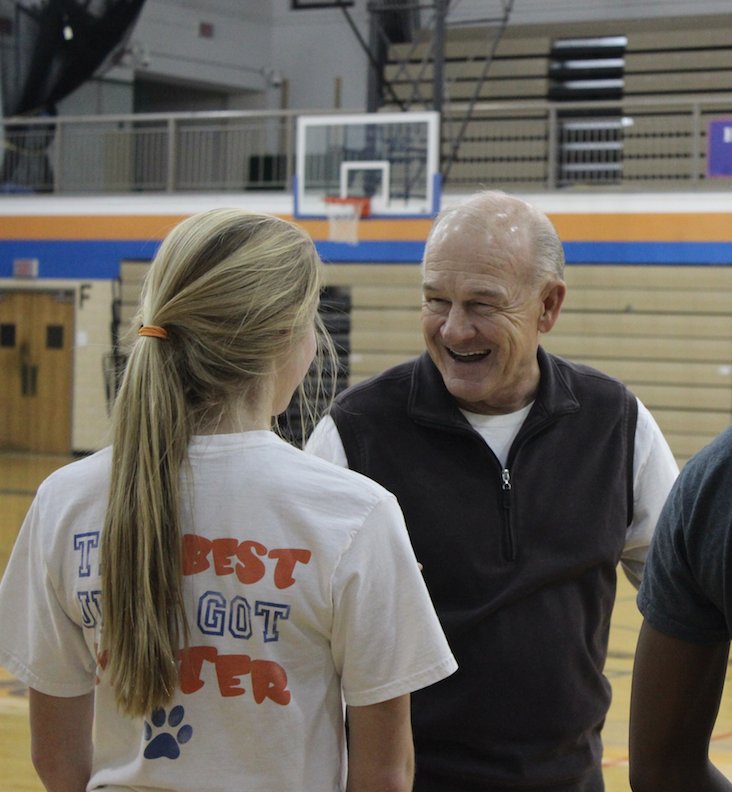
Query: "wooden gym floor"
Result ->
[[2, 451, 732, 791]]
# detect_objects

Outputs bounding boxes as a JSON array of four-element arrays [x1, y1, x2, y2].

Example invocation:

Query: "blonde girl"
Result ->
[[0, 209, 456, 792]]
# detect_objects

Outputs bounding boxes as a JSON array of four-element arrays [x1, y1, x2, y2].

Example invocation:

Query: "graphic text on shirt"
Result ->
[[77, 530, 312, 707]]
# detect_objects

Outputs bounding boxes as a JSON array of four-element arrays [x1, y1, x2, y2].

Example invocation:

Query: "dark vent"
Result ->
[[550, 36, 629, 186]]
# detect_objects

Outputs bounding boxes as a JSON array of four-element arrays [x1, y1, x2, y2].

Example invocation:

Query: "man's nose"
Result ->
[[441, 305, 474, 342]]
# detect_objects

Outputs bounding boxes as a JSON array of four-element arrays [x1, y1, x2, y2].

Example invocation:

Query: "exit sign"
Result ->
[[13, 258, 38, 278]]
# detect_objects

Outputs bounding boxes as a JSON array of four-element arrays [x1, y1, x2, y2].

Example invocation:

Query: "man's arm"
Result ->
[[29, 688, 94, 792], [346, 694, 414, 792], [629, 620, 732, 792], [305, 415, 349, 467], [622, 399, 679, 588]]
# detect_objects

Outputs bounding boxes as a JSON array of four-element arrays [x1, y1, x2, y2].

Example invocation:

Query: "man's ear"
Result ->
[[538, 280, 566, 334]]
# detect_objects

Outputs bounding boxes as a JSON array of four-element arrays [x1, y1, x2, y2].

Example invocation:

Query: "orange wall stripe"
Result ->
[[0, 214, 436, 242], [4, 212, 732, 243], [0, 215, 188, 240], [548, 213, 732, 242]]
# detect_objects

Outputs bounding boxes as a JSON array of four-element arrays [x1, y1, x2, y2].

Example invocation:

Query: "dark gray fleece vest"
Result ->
[[330, 347, 637, 790]]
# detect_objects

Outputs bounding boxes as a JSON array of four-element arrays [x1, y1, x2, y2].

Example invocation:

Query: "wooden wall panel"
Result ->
[[119, 259, 732, 467], [328, 263, 732, 467]]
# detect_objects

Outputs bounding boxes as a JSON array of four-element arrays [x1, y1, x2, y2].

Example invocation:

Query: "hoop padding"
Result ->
[[324, 196, 370, 244]]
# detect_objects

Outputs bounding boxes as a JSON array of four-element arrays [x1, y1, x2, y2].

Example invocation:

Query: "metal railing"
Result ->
[[0, 109, 308, 195], [1, 95, 731, 195], [442, 94, 731, 191]]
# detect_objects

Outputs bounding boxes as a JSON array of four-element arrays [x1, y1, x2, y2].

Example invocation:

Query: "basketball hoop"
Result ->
[[324, 196, 370, 244]]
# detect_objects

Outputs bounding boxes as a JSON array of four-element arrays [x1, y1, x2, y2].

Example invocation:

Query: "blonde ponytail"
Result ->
[[101, 209, 329, 716]]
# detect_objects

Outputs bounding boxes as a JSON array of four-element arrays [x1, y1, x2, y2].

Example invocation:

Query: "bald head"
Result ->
[[424, 191, 565, 286]]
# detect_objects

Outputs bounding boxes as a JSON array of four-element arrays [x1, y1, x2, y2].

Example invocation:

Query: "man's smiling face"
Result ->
[[421, 209, 552, 415]]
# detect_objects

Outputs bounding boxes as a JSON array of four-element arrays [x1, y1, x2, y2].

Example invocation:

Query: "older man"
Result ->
[[306, 190, 678, 791]]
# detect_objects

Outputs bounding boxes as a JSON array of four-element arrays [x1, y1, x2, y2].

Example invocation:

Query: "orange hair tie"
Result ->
[[139, 325, 168, 339]]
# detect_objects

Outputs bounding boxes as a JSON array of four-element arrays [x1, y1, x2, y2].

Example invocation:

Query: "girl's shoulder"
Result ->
[[36, 446, 113, 502]]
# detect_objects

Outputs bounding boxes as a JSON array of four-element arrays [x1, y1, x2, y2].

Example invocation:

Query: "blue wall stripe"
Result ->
[[563, 241, 732, 265], [318, 240, 732, 265], [315, 240, 427, 263], [0, 240, 161, 279], [4, 239, 732, 279]]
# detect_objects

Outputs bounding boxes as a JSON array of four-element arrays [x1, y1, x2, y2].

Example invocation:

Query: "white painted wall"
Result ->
[[71, 279, 115, 451], [59, 0, 277, 115], [58, 74, 134, 117], [504, 0, 732, 25], [55, 0, 732, 117], [270, 0, 369, 111], [130, 0, 270, 92]]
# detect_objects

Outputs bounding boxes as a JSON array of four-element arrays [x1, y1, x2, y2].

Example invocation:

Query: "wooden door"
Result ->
[[0, 290, 74, 453]]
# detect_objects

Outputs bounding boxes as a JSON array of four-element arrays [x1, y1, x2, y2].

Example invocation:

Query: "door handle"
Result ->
[[20, 342, 30, 396], [20, 364, 38, 396]]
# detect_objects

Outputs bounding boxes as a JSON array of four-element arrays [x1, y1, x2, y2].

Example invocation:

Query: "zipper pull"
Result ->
[[500, 468, 516, 561], [501, 468, 512, 508]]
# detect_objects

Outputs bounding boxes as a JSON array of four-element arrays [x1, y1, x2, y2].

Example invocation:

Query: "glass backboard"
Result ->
[[294, 111, 441, 218]]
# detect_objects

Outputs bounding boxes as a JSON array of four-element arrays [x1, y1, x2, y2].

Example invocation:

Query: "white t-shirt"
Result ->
[[305, 398, 679, 589], [459, 403, 533, 468], [0, 431, 456, 792]]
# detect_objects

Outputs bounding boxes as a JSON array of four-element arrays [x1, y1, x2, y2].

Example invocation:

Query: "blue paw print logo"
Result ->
[[143, 705, 193, 759]]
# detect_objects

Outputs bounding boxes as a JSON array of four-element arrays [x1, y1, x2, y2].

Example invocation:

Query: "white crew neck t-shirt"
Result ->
[[459, 403, 533, 468], [0, 431, 456, 792]]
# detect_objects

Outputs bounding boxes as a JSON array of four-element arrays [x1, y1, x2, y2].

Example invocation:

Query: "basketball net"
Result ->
[[324, 196, 370, 244]]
